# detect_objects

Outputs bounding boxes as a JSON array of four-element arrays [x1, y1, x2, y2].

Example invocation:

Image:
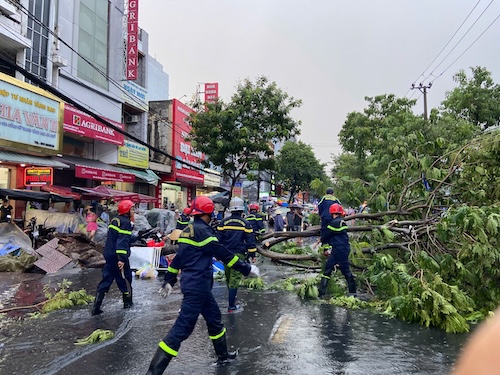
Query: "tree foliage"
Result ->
[[269, 67, 500, 332], [275, 141, 326, 203], [441, 66, 500, 130], [188, 76, 302, 195]]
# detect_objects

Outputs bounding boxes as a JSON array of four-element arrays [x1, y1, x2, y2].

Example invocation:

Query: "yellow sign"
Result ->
[[118, 140, 149, 168]]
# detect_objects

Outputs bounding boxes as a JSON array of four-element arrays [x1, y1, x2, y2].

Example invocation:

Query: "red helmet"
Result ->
[[189, 196, 214, 215], [118, 200, 134, 215], [183, 206, 191, 216], [329, 203, 344, 215], [249, 203, 259, 211]]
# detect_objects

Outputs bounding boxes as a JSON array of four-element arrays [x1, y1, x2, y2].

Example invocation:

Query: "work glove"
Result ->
[[248, 264, 260, 278], [158, 283, 173, 298]]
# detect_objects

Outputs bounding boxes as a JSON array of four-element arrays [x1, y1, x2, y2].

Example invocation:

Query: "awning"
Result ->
[[55, 156, 136, 183], [0, 151, 69, 168], [71, 185, 158, 204], [118, 167, 160, 186], [0, 188, 73, 202], [40, 185, 82, 200]]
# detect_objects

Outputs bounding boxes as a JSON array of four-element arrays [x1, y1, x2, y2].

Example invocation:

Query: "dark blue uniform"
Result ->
[[159, 217, 251, 357], [96, 215, 133, 295], [176, 213, 190, 231], [320, 216, 356, 294], [318, 194, 341, 237], [246, 212, 265, 235]]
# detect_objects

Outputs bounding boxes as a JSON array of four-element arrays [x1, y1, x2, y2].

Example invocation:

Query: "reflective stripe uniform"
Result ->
[[318, 194, 341, 229], [320, 216, 354, 287], [97, 215, 133, 294], [176, 213, 190, 231], [159, 217, 251, 355], [246, 212, 266, 235]]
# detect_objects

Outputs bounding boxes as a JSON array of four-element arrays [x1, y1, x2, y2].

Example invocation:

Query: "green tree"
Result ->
[[441, 66, 500, 130], [275, 141, 326, 203], [188, 76, 302, 197]]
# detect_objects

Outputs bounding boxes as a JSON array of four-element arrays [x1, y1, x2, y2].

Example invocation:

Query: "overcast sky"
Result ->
[[139, 0, 500, 168]]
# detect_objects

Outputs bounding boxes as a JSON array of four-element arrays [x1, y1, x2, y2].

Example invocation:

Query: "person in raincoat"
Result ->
[[146, 196, 260, 374]]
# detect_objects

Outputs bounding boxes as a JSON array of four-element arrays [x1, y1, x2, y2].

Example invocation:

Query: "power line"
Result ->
[[411, 0, 484, 86], [430, 12, 500, 84], [420, 0, 495, 84]]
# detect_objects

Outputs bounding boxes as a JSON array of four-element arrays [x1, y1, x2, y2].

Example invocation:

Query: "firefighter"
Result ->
[[217, 197, 257, 312], [318, 187, 341, 239], [91, 200, 135, 315], [318, 203, 356, 298], [146, 196, 260, 374], [246, 203, 266, 235], [176, 206, 191, 231]]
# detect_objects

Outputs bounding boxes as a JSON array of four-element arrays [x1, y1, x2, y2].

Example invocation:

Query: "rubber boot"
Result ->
[[318, 277, 329, 298], [346, 275, 357, 296], [91, 291, 105, 316], [227, 288, 239, 312], [212, 335, 237, 364], [145, 347, 173, 375], [123, 292, 133, 309]]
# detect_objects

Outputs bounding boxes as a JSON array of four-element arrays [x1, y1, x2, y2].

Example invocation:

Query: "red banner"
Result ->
[[75, 166, 135, 183], [63, 104, 125, 145], [172, 99, 204, 185], [204, 83, 218, 103], [127, 0, 139, 80]]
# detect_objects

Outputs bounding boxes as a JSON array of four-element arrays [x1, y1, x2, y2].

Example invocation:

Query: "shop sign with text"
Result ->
[[172, 99, 204, 185], [0, 73, 63, 154], [75, 166, 135, 183], [127, 0, 139, 80], [118, 140, 149, 168], [24, 167, 53, 186], [63, 104, 124, 145], [204, 83, 218, 103]]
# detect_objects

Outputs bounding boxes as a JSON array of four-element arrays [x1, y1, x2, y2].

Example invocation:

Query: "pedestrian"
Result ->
[[246, 203, 265, 236], [146, 196, 260, 374], [91, 200, 135, 316], [273, 211, 285, 232], [176, 206, 191, 231], [0, 198, 13, 223], [285, 204, 303, 232], [48, 201, 58, 212], [358, 200, 368, 213], [62, 201, 72, 213], [217, 197, 257, 312], [317, 187, 341, 247], [318, 203, 357, 298], [99, 205, 110, 225], [85, 206, 98, 241]]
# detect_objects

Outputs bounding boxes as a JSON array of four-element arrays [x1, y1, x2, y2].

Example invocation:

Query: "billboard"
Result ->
[[171, 99, 204, 185], [204, 83, 218, 103], [118, 140, 149, 168], [0, 72, 63, 154]]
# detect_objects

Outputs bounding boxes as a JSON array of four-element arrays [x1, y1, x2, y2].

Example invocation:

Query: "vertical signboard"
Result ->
[[171, 99, 204, 185], [127, 0, 139, 80], [204, 83, 218, 103]]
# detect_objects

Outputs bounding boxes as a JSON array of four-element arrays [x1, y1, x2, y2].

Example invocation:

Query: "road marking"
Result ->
[[269, 314, 293, 343]]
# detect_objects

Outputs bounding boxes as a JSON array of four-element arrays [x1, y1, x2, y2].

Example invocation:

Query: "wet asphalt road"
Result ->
[[0, 260, 469, 375]]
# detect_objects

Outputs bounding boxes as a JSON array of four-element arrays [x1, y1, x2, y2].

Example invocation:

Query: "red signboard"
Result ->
[[24, 167, 53, 186], [127, 0, 139, 80], [75, 165, 135, 183], [204, 83, 218, 103], [172, 99, 204, 185], [63, 104, 125, 145]]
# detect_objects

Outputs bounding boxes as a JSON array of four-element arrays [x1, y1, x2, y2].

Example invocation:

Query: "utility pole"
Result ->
[[411, 82, 432, 121]]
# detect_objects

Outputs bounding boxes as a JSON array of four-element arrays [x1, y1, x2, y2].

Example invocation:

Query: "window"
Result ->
[[78, 0, 109, 89], [25, 0, 51, 81]]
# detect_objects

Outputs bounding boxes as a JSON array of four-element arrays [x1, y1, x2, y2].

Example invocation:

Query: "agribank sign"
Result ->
[[127, 0, 139, 80], [0, 72, 63, 154]]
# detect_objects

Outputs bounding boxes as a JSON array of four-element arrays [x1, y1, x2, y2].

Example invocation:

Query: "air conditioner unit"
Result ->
[[126, 115, 139, 123]]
